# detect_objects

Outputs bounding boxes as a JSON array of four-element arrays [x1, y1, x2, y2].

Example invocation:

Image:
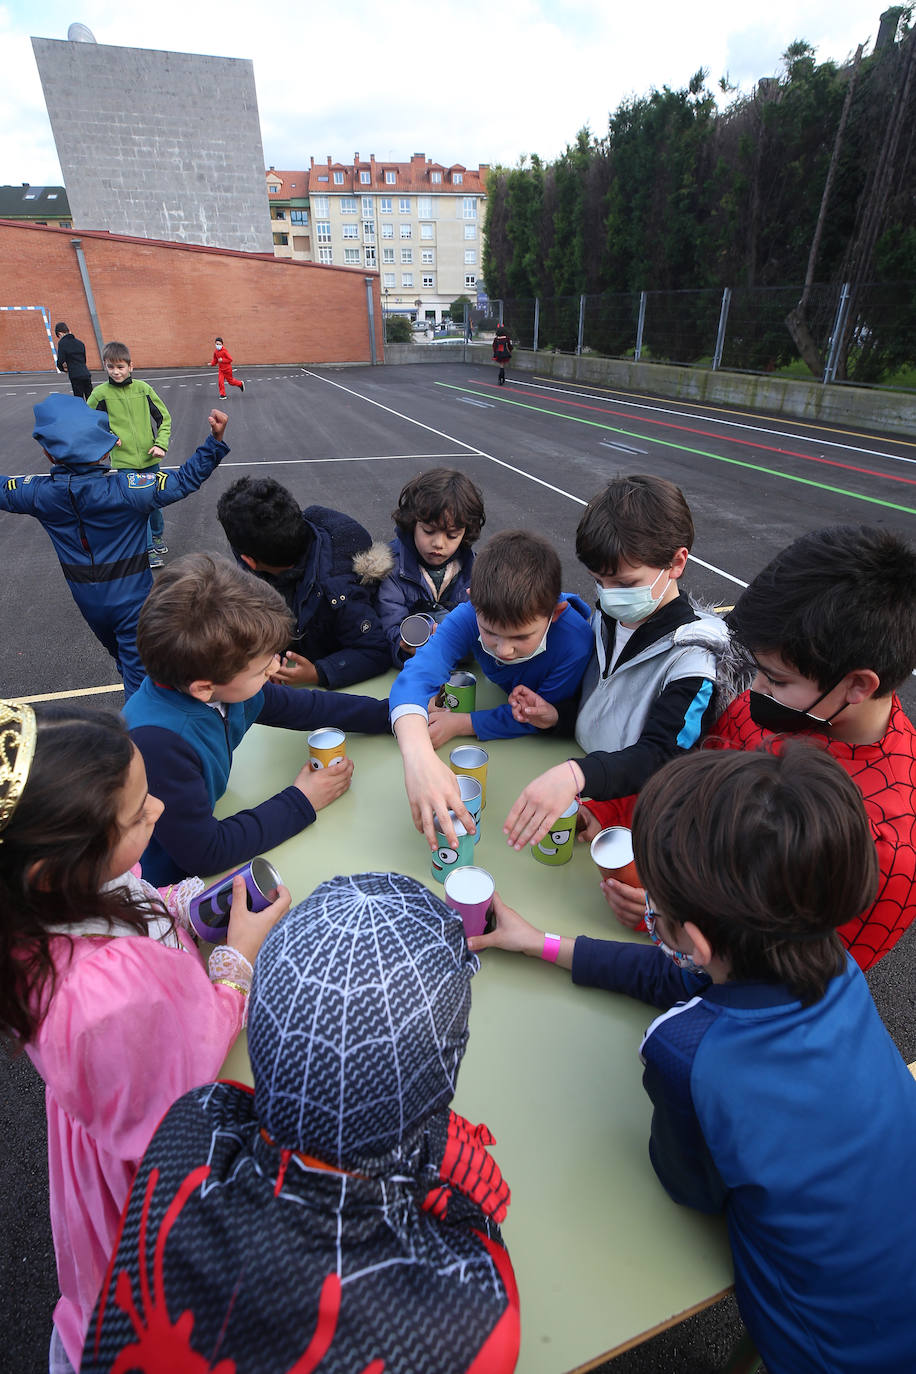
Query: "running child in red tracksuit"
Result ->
[[209, 337, 244, 397]]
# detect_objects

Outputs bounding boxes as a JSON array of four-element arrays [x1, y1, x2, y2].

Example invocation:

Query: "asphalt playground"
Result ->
[[2, 359, 915, 1372]]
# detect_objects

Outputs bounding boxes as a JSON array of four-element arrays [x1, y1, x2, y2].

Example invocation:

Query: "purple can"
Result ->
[[188, 857, 282, 942]]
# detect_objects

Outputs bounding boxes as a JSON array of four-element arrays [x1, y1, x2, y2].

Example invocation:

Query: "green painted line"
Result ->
[[435, 381, 916, 518]]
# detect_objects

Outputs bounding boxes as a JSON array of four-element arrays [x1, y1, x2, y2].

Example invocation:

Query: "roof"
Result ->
[[266, 154, 488, 198], [0, 184, 70, 217]]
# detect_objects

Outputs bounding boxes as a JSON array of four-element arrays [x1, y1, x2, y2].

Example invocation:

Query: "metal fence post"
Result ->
[[711, 287, 732, 371], [577, 294, 586, 355], [364, 278, 378, 365], [533, 298, 540, 353], [634, 291, 647, 361], [498, 299, 504, 326], [823, 283, 851, 384]]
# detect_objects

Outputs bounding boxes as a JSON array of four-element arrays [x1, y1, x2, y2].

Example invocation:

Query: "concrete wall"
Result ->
[[0, 221, 382, 370], [32, 37, 272, 254]]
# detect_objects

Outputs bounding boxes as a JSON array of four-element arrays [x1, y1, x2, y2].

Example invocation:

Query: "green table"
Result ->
[[218, 672, 732, 1373]]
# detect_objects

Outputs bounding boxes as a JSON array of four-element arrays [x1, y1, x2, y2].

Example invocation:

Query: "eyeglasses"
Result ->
[[644, 894, 701, 973]]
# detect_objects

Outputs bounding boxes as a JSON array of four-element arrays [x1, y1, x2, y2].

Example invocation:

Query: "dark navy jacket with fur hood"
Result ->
[[376, 530, 475, 664]]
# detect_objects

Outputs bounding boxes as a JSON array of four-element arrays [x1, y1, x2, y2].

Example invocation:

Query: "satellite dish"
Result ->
[[67, 23, 97, 42]]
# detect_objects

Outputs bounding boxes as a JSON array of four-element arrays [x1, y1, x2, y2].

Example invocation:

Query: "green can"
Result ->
[[439, 670, 477, 713], [531, 800, 579, 866]]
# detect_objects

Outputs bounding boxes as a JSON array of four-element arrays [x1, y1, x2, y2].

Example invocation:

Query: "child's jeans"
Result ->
[[145, 463, 164, 549]]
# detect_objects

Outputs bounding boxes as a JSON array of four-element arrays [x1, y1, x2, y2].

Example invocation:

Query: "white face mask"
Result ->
[[479, 622, 550, 666], [595, 567, 669, 624]]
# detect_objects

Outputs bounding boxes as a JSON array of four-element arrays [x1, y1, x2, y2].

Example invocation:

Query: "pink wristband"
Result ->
[[542, 933, 562, 963]]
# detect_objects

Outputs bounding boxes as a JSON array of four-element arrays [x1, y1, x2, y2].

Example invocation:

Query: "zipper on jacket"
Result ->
[[66, 478, 95, 566]]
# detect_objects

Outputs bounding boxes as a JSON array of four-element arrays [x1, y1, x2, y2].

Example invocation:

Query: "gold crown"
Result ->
[[0, 700, 37, 836]]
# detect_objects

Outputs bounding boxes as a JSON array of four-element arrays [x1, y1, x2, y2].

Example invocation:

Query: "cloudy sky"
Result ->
[[0, 0, 883, 185]]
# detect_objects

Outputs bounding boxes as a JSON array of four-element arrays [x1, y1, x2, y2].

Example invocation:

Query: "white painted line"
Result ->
[[600, 440, 649, 455], [459, 397, 494, 409], [11, 683, 124, 703], [219, 454, 460, 468], [303, 369, 746, 590]]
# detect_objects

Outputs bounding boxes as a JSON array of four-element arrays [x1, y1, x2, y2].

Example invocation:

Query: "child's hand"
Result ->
[[508, 685, 557, 729], [270, 651, 319, 686], [208, 410, 228, 442], [398, 640, 417, 659], [576, 806, 603, 844], [294, 756, 354, 810], [401, 747, 476, 849], [503, 760, 584, 850], [427, 706, 470, 750], [225, 873, 292, 966], [601, 877, 648, 931], [467, 893, 543, 956], [148, 444, 167, 459]]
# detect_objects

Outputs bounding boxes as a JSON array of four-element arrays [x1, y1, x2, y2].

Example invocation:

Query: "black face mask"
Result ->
[[748, 680, 846, 733]]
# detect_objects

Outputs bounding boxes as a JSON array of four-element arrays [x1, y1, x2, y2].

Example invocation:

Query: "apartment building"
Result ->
[[266, 153, 488, 323]]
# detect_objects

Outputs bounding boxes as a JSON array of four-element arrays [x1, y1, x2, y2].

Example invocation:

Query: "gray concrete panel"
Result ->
[[32, 37, 272, 253]]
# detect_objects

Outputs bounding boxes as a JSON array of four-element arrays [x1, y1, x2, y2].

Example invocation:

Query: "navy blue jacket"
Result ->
[[0, 436, 227, 628], [124, 678, 390, 884], [573, 938, 916, 1372], [376, 532, 476, 663], [231, 506, 390, 689]]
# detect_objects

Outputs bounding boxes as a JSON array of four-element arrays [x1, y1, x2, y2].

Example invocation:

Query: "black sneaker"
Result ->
[[239, 380, 245, 393]]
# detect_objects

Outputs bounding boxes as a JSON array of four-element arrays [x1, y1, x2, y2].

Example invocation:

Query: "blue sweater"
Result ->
[[124, 679, 390, 884], [572, 939, 916, 1372], [388, 597, 594, 741]]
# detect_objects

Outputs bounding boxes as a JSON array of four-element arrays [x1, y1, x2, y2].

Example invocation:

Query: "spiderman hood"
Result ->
[[249, 870, 477, 1170]]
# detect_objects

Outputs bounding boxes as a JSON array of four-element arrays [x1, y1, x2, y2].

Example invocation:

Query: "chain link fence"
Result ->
[[483, 283, 915, 390]]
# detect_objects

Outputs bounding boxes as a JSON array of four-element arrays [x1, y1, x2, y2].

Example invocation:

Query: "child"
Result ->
[[54, 321, 93, 399], [377, 467, 486, 663], [217, 474, 391, 688], [0, 396, 227, 699], [123, 553, 391, 886], [209, 336, 244, 396], [471, 746, 916, 1373], [0, 698, 291, 1372], [391, 530, 593, 847], [492, 322, 513, 385], [83, 872, 519, 1374], [503, 475, 729, 851], [87, 341, 172, 567]]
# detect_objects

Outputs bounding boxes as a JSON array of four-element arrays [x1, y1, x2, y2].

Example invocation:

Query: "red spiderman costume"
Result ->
[[584, 689, 916, 972], [83, 873, 519, 1374], [209, 341, 244, 398]]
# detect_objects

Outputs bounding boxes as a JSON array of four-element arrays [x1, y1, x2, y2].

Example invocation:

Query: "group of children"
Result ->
[[2, 367, 916, 1371]]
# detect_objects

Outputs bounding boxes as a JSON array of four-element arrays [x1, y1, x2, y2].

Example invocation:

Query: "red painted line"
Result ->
[[481, 382, 916, 489]]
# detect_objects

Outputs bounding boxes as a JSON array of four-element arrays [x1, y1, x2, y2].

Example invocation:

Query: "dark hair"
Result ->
[[632, 745, 877, 1005], [576, 475, 694, 575], [727, 525, 916, 694], [217, 476, 309, 566], [215, 337, 223, 344], [470, 530, 560, 624], [136, 553, 293, 687], [102, 341, 131, 365], [393, 468, 485, 546], [54, 322, 68, 336], [0, 705, 164, 1044]]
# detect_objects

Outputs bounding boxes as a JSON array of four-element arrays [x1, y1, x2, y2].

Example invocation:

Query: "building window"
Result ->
[[463, 197, 477, 219], [402, 273, 413, 288], [273, 232, 289, 246], [268, 185, 279, 193], [431, 171, 441, 183], [362, 221, 375, 242], [47, 192, 58, 199], [313, 196, 329, 217], [401, 248, 413, 263], [344, 247, 361, 264], [464, 249, 476, 264], [422, 274, 434, 288], [398, 197, 411, 214], [380, 197, 392, 213], [365, 246, 377, 266], [318, 246, 333, 263], [360, 170, 371, 184], [385, 170, 396, 184], [317, 174, 329, 182], [399, 224, 412, 239], [383, 272, 395, 287], [421, 249, 434, 264], [334, 171, 344, 184], [361, 196, 374, 217], [342, 224, 359, 239], [381, 222, 394, 239], [291, 209, 309, 225], [418, 196, 432, 218], [340, 197, 357, 214], [382, 247, 395, 263], [465, 274, 476, 288], [453, 171, 463, 184], [273, 209, 286, 220], [464, 224, 477, 239], [316, 221, 331, 243], [420, 223, 434, 240]]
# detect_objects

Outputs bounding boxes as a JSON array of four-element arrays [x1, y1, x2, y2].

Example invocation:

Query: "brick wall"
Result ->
[[0, 221, 384, 371]]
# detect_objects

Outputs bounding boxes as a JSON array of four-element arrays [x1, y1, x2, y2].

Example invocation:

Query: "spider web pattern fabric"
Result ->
[[710, 692, 916, 970], [249, 871, 476, 1169]]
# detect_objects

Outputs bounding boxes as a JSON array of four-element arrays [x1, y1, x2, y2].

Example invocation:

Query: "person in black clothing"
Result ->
[[492, 324, 512, 385], [54, 322, 93, 399]]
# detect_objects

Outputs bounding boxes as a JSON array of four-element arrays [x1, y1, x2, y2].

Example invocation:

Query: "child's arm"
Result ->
[[139, 412, 228, 510], [255, 679, 390, 735], [145, 383, 172, 456], [394, 712, 477, 849], [297, 587, 392, 689], [376, 569, 414, 663], [468, 612, 592, 741], [0, 474, 42, 516], [641, 1024, 729, 1213], [388, 603, 474, 716]]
